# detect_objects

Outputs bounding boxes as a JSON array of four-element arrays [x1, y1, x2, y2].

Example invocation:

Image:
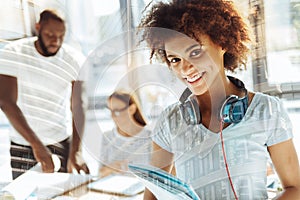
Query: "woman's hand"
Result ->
[[99, 160, 129, 177]]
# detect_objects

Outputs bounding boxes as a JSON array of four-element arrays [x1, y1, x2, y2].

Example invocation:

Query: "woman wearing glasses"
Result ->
[[98, 90, 152, 177]]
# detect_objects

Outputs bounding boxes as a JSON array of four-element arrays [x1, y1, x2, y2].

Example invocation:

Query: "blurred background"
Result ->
[[0, 0, 300, 177]]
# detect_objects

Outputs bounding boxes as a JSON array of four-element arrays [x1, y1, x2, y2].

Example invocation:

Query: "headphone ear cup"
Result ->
[[220, 95, 238, 123], [221, 95, 247, 123], [179, 97, 201, 125], [230, 100, 247, 123]]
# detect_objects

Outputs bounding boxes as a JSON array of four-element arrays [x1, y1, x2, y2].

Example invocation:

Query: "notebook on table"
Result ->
[[128, 164, 200, 200]]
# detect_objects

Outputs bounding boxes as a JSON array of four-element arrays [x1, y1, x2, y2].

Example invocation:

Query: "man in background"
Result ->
[[0, 9, 89, 179]]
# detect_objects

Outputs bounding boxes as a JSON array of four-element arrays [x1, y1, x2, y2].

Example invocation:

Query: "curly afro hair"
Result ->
[[139, 0, 252, 72]]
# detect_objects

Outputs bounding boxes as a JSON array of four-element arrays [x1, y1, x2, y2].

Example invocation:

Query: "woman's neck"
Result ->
[[195, 76, 246, 132], [117, 122, 144, 137], [196, 77, 228, 111]]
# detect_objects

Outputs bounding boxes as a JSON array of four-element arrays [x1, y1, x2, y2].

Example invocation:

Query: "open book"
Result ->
[[128, 164, 200, 200]]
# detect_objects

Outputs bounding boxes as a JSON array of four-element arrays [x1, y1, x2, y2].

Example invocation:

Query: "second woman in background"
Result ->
[[98, 90, 152, 177]]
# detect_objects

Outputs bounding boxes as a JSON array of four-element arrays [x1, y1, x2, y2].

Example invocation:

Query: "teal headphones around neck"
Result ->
[[179, 76, 249, 125]]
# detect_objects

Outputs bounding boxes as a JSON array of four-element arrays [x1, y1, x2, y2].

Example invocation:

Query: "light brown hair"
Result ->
[[108, 90, 147, 126]]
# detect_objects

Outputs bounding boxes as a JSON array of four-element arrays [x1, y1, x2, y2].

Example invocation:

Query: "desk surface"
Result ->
[[62, 181, 279, 200], [62, 184, 144, 200]]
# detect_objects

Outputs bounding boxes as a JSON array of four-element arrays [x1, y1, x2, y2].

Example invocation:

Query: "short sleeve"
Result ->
[[0, 42, 19, 77], [265, 97, 293, 146], [152, 105, 177, 153]]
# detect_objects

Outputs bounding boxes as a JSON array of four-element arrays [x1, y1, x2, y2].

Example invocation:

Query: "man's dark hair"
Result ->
[[39, 9, 65, 24]]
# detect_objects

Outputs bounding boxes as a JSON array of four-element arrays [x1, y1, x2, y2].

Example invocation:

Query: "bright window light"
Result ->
[[91, 0, 120, 16]]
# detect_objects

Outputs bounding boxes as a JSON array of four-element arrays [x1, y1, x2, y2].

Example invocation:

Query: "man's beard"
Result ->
[[37, 34, 59, 57]]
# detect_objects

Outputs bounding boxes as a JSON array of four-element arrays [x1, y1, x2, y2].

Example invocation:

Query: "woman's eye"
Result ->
[[170, 58, 181, 63], [190, 49, 202, 57]]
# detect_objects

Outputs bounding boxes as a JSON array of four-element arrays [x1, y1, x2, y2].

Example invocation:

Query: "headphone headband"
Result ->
[[227, 76, 247, 92]]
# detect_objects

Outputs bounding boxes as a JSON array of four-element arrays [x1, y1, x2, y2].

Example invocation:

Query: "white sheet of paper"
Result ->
[[1, 154, 91, 200], [87, 174, 144, 196], [2, 171, 92, 200]]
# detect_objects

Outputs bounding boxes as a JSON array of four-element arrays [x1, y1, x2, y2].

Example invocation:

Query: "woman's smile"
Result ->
[[184, 71, 206, 84]]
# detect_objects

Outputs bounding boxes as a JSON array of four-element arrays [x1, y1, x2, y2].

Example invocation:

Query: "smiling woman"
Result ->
[[0, 0, 300, 199], [138, 0, 300, 199], [164, 34, 226, 96]]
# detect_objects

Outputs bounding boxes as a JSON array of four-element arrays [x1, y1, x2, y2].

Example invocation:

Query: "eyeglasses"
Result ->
[[106, 105, 129, 116]]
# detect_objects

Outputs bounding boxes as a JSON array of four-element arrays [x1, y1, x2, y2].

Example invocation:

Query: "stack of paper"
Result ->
[[1, 171, 92, 200], [1, 155, 92, 200]]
